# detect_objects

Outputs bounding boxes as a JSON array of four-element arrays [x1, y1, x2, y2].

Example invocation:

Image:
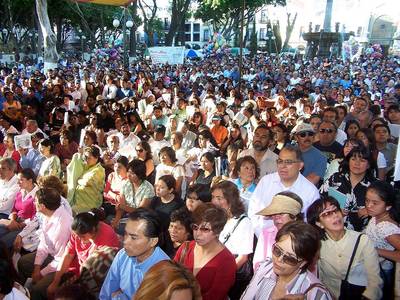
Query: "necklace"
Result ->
[[375, 212, 390, 223]]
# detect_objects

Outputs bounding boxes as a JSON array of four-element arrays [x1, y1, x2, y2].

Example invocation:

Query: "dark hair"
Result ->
[[159, 146, 178, 163], [192, 203, 227, 235], [116, 156, 129, 169], [137, 141, 153, 160], [307, 196, 341, 240], [280, 144, 303, 162], [39, 138, 55, 154], [128, 159, 147, 181], [186, 184, 211, 203], [0, 259, 14, 295], [322, 107, 338, 119], [60, 129, 73, 142], [170, 207, 193, 239], [85, 130, 98, 145], [367, 181, 400, 223], [54, 284, 96, 300], [158, 174, 176, 192], [373, 123, 391, 135], [339, 145, 376, 178], [200, 151, 215, 166], [84, 145, 101, 160], [254, 123, 273, 139], [71, 208, 105, 235], [19, 168, 36, 184], [197, 130, 219, 149], [232, 155, 260, 179], [275, 221, 321, 272], [355, 128, 376, 150], [36, 187, 61, 210], [344, 120, 360, 134], [128, 208, 162, 241], [211, 180, 245, 217]]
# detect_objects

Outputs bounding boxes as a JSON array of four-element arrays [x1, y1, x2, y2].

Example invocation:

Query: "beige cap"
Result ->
[[256, 194, 303, 216]]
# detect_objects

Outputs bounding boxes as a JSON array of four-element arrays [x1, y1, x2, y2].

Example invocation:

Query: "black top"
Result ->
[[313, 141, 343, 163], [149, 194, 184, 230]]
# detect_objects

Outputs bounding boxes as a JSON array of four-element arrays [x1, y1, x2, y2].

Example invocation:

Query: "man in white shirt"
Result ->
[[0, 158, 19, 218], [21, 119, 48, 138], [117, 122, 141, 159], [249, 145, 320, 236], [102, 75, 118, 100]]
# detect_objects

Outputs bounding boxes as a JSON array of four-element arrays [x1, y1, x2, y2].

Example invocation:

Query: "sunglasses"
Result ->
[[272, 243, 302, 266], [191, 224, 212, 233], [319, 128, 335, 134], [136, 148, 144, 153], [298, 131, 315, 138]]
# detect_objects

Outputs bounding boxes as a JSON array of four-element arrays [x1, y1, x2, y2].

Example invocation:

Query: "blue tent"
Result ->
[[186, 49, 199, 58]]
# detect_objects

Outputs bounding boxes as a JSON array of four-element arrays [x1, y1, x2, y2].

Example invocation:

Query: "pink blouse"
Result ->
[[12, 187, 38, 220]]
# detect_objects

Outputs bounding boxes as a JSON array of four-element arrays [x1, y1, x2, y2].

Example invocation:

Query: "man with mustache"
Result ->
[[238, 124, 278, 177], [292, 122, 327, 187]]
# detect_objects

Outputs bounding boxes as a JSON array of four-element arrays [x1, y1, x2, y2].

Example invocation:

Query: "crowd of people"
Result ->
[[0, 48, 400, 300]]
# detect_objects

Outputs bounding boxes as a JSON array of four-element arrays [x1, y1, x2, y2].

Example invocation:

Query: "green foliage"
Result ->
[[249, 18, 257, 56]]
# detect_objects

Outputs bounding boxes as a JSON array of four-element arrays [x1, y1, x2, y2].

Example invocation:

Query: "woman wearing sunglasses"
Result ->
[[307, 197, 382, 300], [241, 221, 332, 300], [133, 141, 155, 184], [174, 203, 236, 300]]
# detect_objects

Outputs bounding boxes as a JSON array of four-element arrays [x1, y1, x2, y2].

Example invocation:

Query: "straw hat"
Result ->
[[257, 194, 303, 217]]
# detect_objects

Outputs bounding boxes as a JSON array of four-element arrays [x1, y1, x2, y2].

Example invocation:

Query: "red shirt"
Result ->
[[174, 240, 236, 300], [67, 221, 120, 275]]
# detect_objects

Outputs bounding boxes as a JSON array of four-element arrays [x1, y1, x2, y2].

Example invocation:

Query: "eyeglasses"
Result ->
[[319, 207, 341, 218], [191, 224, 212, 233], [319, 128, 335, 134], [272, 243, 302, 266], [136, 148, 144, 153], [276, 159, 300, 166], [298, 131, 315, 138]]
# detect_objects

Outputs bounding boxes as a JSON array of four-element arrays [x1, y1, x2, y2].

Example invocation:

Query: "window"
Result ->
[[203, 29, 210, 41], [260, 28, 266, 40], [260, 10, 268, 23], [193, 33, 200, 41], [185, 23, 191, 33], [185, 33, 191, 41], [193, 23, 200, 32]]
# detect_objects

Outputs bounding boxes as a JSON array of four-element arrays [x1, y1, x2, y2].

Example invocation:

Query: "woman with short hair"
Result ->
[[38, 138, 62, 178]]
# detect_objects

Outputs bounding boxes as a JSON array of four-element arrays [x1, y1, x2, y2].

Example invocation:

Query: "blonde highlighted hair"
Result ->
[[133, 260, 201, 300]]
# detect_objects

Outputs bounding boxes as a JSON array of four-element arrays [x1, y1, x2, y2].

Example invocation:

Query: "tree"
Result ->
[[249, 18, 257, 56], [282, 12, 297, 51], [272, 21, 282, 53], [137, 0, 158, 46], [195, 0, 286, 42], [165, 0, 191, 46]]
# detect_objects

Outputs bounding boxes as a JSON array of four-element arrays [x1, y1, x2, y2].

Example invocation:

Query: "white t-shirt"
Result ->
[[219, 216, 254, 255], [5, 287, 30, 300]]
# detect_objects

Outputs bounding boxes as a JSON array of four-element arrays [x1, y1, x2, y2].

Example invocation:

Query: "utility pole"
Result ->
[[238, 0, 245, 96]]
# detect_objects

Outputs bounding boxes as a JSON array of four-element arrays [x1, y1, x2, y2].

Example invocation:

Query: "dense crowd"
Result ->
[[0, 50, 400, 300]]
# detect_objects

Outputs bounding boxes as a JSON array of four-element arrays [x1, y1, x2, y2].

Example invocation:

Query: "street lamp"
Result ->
[[113, 8, 134, 69], [81, 35, 86, 61]]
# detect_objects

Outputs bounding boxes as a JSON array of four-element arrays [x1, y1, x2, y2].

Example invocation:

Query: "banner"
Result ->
[[148, 47, 185, 65], [73, 0, 133, 6]]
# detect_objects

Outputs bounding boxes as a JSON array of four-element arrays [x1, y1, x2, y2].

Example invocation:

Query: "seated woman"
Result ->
[[242, 221, 333, 300], [156, 146, 186, 197], [67, 146, 105, 214], [0, 133, 21, 169], [134, 141, 155, 184], [191, 152, 216, 187], [174, 203, 236, 300], [38, 138, 62, 179], [230, 156, 259, 212], [112, 159, 155, 229], [168, 207, 193, 258], [103, 156, 129, 217], [47, 209, 120, 298], [307, 197, 383, 300], [211, 180, 255, 299], [0, 168, 39, 249], [133, 260, 201, 300], [150, 175, 184, 231], [320, 145, 376, 231], [252, 191, 303, 270], [102, 135, 121, 172], [55, 129, 79, 170], [185, 183, 212, 212]]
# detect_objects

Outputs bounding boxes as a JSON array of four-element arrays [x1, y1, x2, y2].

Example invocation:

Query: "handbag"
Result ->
[[339, 234, 366, 300], [178, 241, 191, 265], [223, 215, 254, 300]]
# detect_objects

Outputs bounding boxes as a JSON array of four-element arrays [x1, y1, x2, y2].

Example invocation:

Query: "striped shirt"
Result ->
[[240, 259, 332, 300]]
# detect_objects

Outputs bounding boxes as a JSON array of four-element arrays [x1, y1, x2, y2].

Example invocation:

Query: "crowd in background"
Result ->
[[0, 50, 400, 300]]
